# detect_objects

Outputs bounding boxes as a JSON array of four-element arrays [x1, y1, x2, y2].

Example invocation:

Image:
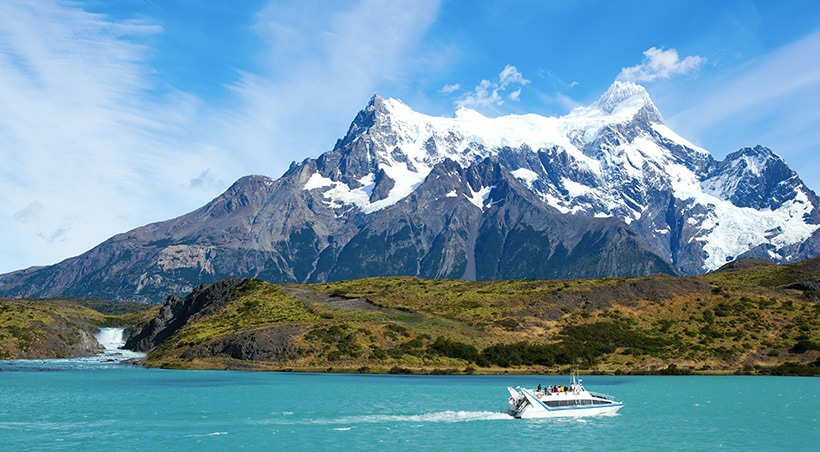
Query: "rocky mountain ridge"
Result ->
[[0, 81, 818, 302]]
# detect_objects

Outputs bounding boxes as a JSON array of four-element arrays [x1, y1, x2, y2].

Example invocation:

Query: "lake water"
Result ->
[[1, 355, 817, 450]]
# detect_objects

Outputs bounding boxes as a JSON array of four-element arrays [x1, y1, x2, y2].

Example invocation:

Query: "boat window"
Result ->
[[544, 398, 609, 408]]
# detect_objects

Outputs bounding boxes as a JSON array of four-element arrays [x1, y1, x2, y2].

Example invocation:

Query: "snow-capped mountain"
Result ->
[[1, 81, 818, 302], [303, 81, 818, 273]]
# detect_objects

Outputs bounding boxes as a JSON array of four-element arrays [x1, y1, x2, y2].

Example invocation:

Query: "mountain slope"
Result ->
[[0, 81, 817, 302]]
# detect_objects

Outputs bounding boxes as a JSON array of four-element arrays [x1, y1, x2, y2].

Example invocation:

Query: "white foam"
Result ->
[[308, 411, 512, 425], [93, 327, 146, 363], [95, 328, 125, 350]]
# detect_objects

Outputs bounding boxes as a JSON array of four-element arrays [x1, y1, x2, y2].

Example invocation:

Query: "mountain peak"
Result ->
[[734, 145, 779, 161], [367, 93, 385, 107], [589, 81, 662, 122], [453, 104, 485, 120], [595, 81, 649, 111]]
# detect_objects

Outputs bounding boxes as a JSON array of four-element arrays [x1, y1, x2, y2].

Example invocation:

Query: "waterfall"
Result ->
[[90, 327, 146, 363], [95, 328, 126, 350]]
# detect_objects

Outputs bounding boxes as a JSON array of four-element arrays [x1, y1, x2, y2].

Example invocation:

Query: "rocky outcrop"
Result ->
[[125, 279, 249, 352], [0, 300, 104, 359], [179, 325, 303, 362], [38, 327, 103, 359]]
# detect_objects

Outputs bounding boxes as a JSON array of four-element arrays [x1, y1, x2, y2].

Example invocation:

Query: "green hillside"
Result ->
[[138, 259, 820, 375]]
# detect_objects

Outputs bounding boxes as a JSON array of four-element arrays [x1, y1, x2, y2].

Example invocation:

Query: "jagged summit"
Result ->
[[594, 81, 654, 114], [567, 81, 663, 127], [702, 145, 816, 214], [730, 145, 784, 172], [310, 82, 688, 222]]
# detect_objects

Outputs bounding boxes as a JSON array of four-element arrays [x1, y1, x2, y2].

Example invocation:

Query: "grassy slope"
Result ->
[[142, 262, 820, 375]]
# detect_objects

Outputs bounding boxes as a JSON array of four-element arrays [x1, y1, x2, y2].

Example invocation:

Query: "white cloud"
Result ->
[[11, 200, 71, 245], [12, 201, 43, 224], [439, 83, 460, 94], [189, 169, 224, 191], [457, 64, 529, 109], [617, 47, 705, 82], [499, 64, 528, 88], [459, 79, 501, 107]]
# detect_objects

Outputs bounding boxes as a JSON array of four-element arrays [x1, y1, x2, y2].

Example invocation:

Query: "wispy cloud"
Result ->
[[0, 0, 185, 270], [666, 29, 820, 190], [0, 2, 244, 271], [439, 83, 460, 94], [220, 0, 440, 173], [12, 201, 43, 225], [498, 65, 527, 89], [617, 47, 705, 82], [456, 65, 529, 109], [188, 169, 225, 191], [0, 0, 442, 273]]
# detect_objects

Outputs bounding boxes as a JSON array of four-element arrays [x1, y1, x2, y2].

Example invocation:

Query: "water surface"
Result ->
[[0, 360, 816, 451]]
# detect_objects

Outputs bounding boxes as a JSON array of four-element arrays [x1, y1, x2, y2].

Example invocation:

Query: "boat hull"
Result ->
[[507, 385, 623, 419], [512, 401, 623, 418]]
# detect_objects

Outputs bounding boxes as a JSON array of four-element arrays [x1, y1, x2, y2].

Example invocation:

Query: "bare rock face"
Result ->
[[180, 325, 304, 362], [39, 328, 104, 359]]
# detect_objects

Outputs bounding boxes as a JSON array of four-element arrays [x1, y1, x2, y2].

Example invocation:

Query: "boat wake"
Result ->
[[266, 411, 512, 426], [339, 410, 513, 424]]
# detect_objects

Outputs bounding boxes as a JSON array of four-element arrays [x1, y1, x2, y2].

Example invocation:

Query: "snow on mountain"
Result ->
[[307, 82, 660, 215], [304, 81, 819, 272]]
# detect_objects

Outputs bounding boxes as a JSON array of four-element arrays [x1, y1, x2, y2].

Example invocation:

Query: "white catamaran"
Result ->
[[506, 372, 623, 418]]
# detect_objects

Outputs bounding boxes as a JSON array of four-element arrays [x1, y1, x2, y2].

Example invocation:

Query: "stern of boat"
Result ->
[[507, 386, 527, 417]]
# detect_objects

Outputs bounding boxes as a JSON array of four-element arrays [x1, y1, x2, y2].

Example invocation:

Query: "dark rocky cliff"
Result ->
[[125, 279, 249, 352]]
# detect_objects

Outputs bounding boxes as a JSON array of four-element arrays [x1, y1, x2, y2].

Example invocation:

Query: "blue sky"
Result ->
[[1, 0, 820, 274]]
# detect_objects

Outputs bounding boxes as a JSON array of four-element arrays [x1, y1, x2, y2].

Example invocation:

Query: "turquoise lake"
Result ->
[[0, 359, 817, 451]]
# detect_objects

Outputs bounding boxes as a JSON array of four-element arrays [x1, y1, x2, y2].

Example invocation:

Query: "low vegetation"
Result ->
[[135, 259, 820, 375], [2, 258, 818, 375]]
